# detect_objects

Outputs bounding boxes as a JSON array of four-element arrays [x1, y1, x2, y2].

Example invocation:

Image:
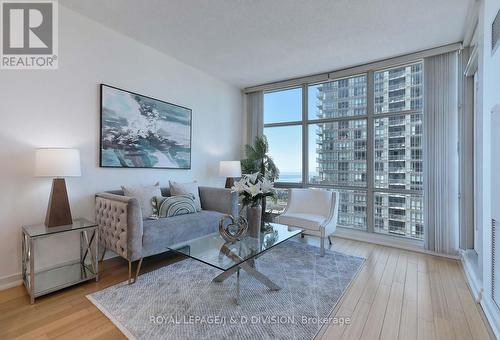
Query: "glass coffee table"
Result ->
[[167, 223, 302, 304]]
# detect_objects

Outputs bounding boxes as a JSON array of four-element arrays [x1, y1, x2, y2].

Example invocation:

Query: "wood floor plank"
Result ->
[[360, 283, 391, 340], [11, 308, 94, 340], [380, 250, 399, 286], [358, 242, 374, 259], [340, 300, 371, 340], [46, 308, 104, 338], [399, 299, 418, 340], [438, 258, 462, 312], [52, 315, 112, 340], [417, 254, 428, 273], [0, 286, 25, 304], [418, 319, 436, 340], [394, 252, 408, 284], [429, 269, 447, 319], [404, 261, 418, 302], [434, 318, 453, 340], [407, 250, 419, 264], [449, 309, 473, 340], [456, 287, 492, 340], [380, 282, 404, 340], [340, 265, 371, 311], [323, 305, 353, 339], [360, 248, 389, 303], [417, 271, 433, 322], [447, 261, 469, 291], [92, 327, 126, 340]]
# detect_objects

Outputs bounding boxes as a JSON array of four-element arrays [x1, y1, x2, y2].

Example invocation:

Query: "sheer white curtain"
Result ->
[[245, 91, 263, 145], [423, 51, 460, 255]]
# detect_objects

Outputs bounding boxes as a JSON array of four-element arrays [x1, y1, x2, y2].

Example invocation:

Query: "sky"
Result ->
[[263, 87, 321, 180]]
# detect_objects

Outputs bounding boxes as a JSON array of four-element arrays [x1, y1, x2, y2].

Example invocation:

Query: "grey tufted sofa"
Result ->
[[95, 186, 238, 283]]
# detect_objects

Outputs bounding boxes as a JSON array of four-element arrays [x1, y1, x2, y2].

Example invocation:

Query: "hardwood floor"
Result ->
[[318, 238, 493, 340], [0, 237, 493, 340]]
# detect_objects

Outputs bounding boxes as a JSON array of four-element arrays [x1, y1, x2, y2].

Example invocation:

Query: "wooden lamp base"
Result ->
[[225, 177, 235, 189], [45, 178, 73, 227]]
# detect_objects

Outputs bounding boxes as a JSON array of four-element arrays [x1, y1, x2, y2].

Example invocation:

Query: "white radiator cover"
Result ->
[[493, 219, 500, 309]]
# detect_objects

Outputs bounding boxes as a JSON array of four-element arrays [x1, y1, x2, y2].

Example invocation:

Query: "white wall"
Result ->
[[481, 0, 500, 336], [0, 6, 242, 286], [463, 0, 500, 335]]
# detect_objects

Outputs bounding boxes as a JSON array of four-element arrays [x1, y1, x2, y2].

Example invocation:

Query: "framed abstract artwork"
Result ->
[[100, 84, 192, 169]]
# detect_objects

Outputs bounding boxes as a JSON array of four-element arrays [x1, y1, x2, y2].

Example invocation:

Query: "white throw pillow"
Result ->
[[169, 181, 201, 211], [122, 182, 162, 218]]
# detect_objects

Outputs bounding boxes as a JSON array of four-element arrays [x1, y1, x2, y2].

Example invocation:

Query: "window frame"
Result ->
[[263, 61, 424, 241]]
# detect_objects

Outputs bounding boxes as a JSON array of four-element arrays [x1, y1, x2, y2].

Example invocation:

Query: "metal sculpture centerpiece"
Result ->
[[218, 215, 248, 243]]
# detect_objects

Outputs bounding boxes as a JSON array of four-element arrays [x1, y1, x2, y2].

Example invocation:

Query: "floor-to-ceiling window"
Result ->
[[264, 61, 424, 240]]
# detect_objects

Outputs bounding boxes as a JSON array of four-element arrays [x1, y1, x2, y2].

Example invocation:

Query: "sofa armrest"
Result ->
[[199, 186, 239, 217], [95, 193, 143, 261]]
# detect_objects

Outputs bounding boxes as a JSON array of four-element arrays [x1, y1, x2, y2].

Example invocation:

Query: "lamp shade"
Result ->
[[219, 161, 241, 178], [35, 148, 81, 177]]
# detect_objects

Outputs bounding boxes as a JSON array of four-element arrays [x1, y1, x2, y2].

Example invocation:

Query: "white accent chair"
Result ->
[[276, 188, 339, 256]]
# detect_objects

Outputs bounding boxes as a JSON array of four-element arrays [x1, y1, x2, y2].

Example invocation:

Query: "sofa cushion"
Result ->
[[142, 210, 224, 257], [106, 187, 171, 197], [169, 181, 202, 211], [153, 194, 197, 218], [121, 183, 162, 218], [277, 212, 326, 231]]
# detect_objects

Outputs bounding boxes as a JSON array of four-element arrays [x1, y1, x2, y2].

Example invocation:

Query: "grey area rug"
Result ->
[[87, 240, 364, 340]]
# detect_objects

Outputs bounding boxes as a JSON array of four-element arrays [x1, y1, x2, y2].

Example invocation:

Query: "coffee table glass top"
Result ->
[[167, 223, 301, 271]]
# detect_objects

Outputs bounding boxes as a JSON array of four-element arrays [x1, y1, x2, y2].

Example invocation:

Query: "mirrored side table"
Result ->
[[22, 218, 98, 304]]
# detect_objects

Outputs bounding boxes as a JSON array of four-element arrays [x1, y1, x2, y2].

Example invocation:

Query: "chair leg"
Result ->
[[128, 258, 143, 284], [328, 236, 332, 245], [320, 236, 325, 257]]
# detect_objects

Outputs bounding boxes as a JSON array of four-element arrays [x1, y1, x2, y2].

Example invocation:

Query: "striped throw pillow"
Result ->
[[152, 195, 197, 218]]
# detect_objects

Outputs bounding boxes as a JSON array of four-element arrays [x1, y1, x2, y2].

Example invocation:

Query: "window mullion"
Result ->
[[264, 121, 303, 128], [366, 71, 375, 233], [302, 84, 308, 188]]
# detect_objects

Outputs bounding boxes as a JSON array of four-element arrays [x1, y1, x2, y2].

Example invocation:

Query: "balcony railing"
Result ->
[[388, 142, 406, 149], [388, 69, 406, 78], [388, 167, 406, 173], [389, 214, 407, 221], [388, 131, 405, 138], [388, 154, 406, 160]]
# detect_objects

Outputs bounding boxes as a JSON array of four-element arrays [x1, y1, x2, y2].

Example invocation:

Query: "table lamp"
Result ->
[[34, 148, 81, 227], [219, 161, 241, 189]]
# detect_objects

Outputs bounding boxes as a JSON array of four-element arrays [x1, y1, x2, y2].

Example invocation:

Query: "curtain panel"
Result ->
[[245, 91, 264, 145], [423, 51, 460, 255]]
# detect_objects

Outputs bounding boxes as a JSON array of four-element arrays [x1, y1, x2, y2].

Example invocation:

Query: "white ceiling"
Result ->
[[61, 0, 473, 88]]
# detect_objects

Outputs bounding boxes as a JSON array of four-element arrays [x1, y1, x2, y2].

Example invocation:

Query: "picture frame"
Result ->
[[99, 84, 192, 169]]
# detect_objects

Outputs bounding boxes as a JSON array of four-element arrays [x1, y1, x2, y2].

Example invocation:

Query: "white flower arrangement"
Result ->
[[231, 172, 276, 207]]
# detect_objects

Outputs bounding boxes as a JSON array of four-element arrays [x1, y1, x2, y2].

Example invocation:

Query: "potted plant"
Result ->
[[231, 172, 276, 237], [241, 136, 279, 221]]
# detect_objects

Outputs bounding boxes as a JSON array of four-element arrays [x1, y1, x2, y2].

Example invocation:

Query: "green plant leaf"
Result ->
[[241, 135, 279, 182]]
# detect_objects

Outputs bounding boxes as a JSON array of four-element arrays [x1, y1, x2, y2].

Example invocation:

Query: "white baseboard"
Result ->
[[459, 251, 499, 338], [481, 296, 500, 339], [334, 228, 461, 260], [0, 273, 22, 291], [459, 250, 483, 302]]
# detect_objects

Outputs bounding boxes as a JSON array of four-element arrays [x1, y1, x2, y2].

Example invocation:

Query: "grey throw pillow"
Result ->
[[122, 182, 162, 218], [152, 194, 197, 218], [169, 181, 201, 211]]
